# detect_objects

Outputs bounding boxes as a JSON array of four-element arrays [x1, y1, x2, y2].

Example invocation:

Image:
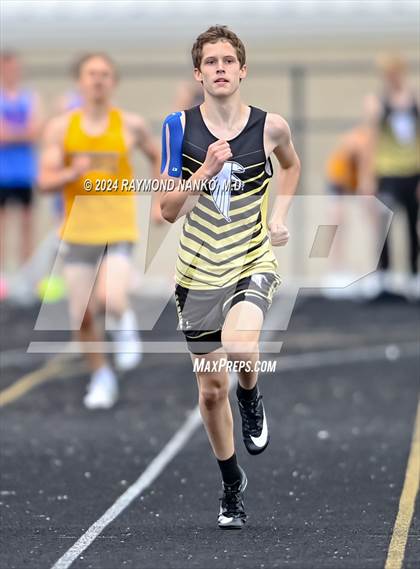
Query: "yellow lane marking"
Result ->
[[0, 355, 87, 408], [385, 401, 420, 569]]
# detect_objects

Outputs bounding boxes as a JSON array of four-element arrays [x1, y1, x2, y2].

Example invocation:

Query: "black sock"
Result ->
[[237, 382, 258, 401], [217, 453, 242, 485]]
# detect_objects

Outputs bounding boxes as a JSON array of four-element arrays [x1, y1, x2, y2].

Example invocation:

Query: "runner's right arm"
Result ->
[[160, 112, 231, 223], [38, 114, 90, 193]]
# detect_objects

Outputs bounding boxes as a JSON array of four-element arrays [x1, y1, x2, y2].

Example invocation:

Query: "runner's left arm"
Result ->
[[264, 113, 301, 246]]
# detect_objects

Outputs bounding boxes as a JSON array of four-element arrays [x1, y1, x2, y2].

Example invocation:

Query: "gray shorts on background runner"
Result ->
[[59, 241, 134, 266]]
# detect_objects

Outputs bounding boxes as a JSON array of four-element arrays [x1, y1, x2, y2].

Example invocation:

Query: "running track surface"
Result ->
[[1, 295, 419, 569]]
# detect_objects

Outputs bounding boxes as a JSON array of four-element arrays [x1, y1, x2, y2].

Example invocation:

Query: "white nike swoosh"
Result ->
[[250, 407, 268, 448], [218, 514, 234, 525]]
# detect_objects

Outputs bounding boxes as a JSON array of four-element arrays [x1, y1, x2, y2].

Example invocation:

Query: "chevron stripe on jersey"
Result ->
[[176, 105, 278, 290]]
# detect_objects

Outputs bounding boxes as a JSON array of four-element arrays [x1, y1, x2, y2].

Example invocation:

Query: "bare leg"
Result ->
[[78, 306, 108, 372], [194, 347, 247, 529], [192, 348, 234, 460], [222, 301, 269, 456], [96, 252, 142, 370], [222, 301, 264, 389], [63, 263, 108, 372], [0, 207, 6, 269], [20, 205, 33, 263], [96, 253, 132, 320]]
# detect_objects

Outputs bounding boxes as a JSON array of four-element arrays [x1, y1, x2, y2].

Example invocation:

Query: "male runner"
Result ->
[[39, 53, 160, 408], [0, 51, 43, 264], [364, 53, 419, 297], [160, 26, 300, 528]]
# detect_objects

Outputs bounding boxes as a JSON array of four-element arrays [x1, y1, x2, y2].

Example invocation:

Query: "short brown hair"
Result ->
[[72, 52, 119, 80], [191, 26, 246, 70]]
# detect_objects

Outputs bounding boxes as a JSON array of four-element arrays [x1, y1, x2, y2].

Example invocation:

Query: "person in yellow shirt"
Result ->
[[38, 53, 161, 409]]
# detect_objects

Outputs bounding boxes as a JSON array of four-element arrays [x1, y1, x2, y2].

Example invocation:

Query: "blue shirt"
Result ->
[[0, 89, 37, 187]]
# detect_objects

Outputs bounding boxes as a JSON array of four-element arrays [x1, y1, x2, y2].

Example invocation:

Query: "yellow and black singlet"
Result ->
[[169, 105, 278, 290], [60, 108, 138, 244], [375, 97, 419, 178]]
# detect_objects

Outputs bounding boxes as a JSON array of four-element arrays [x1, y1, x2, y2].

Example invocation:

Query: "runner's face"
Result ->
[[194, 41, 247, 98], [78, 57, 116, 104]]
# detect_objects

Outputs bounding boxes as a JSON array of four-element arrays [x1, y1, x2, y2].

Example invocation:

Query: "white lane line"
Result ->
[[51, 372, 237, 569], [50, 407, 202, 569], [49, 340, 418, 568]]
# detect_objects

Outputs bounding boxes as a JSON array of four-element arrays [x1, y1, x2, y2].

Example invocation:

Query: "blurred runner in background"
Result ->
[[0, 51, 44, 266], [38, 53, 161, 409], [364, 53, 419, 299], [323, 123, 370, 296]]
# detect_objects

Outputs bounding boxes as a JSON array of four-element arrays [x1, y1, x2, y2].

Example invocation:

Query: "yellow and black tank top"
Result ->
[[375, 97, 419, 178], [60, 108, 138, 244], [176, 105, 279, 290]]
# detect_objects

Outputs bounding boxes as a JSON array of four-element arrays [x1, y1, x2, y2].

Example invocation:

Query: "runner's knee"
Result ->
[[199, 380, 229, 409], [222, 337, 259, 359]]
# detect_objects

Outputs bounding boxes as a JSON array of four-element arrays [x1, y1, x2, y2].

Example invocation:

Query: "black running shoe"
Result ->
[[238, 392, 269, 455], [218, 467, 247, 530]]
